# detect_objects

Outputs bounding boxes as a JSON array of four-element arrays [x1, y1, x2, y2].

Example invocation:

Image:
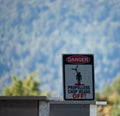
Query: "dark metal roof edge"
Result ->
[[50, 100, 96, 105], [0, 96, 48, 101]]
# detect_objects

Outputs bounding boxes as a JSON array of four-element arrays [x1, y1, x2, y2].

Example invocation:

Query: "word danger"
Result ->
[[66, 56, 91, 64]]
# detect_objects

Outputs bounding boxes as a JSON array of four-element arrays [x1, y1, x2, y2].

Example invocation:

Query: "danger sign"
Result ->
[[62, 54, 95, 100]]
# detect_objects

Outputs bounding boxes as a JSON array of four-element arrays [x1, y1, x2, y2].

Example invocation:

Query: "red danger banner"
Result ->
[[62, 54, 95, 101], [66, 55, 91, 64]]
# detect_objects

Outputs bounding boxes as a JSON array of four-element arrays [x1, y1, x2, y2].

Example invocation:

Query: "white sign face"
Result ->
[[63, 54, 95, 100]]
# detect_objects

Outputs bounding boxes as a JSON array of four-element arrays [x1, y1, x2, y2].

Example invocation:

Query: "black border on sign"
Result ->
[[62, 54, 95, 101]]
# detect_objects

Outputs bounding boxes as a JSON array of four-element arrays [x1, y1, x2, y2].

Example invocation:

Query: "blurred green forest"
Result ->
[[2, 72, 50, 96], [96, 76, 120, 116], [2, 72, 120, 115]]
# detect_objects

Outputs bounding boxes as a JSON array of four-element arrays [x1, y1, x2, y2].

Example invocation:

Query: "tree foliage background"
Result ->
[[96, 76, 120, 116], [3, 72, 50, 96]]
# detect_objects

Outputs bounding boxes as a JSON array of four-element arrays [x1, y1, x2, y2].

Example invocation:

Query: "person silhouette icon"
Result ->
[[72, 65, 82, 85]]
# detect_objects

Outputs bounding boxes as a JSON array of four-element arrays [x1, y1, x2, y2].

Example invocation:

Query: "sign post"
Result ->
[[62, 54, 95, 101]]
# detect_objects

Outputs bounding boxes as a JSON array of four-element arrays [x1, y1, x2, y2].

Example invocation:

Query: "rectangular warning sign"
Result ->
[[62, 54, 95, 100]]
